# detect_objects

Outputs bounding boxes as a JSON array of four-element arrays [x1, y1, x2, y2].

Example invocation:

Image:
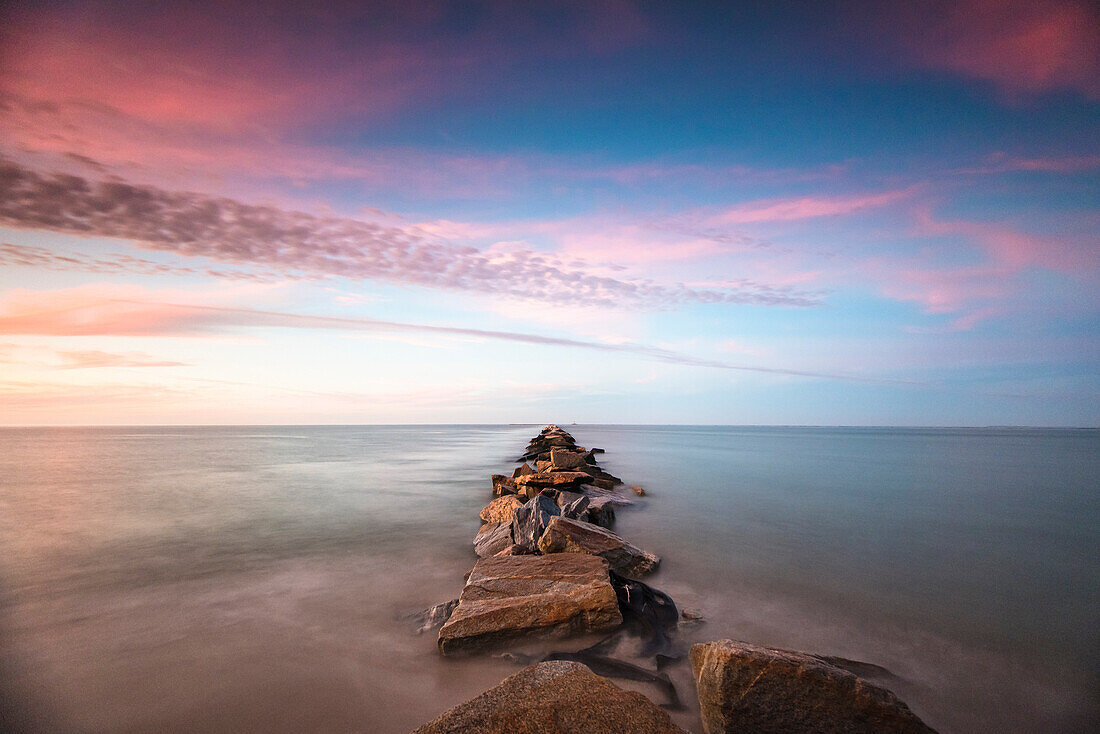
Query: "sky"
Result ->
[[0, 0, 1097, 426]]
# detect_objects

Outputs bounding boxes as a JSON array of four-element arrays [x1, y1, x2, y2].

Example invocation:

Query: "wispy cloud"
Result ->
[[0, 288, 915, 384], [710, 189, 912, 225], [0, 158, 821, 309]]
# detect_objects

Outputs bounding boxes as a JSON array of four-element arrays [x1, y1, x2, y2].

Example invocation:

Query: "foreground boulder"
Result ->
[[538, 516, 660, 577], [413, 660, 686, 733], [690, 640, 936, 734], [438, 554, 622, 655]]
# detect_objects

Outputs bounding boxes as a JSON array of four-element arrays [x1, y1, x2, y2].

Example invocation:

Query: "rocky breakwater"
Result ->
[[410, 425, 938, 733], [440, 425, 664, 654]]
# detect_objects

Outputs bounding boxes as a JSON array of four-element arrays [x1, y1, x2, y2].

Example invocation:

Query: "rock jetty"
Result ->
[[410, 425, 937, 733], [439, 425, 662, 653]]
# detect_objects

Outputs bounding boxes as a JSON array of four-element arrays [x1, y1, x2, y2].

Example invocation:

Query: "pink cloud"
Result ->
[[711, 189, 912, 225], [892, 0, 1100, 100], [913, 208, 1094, 272]]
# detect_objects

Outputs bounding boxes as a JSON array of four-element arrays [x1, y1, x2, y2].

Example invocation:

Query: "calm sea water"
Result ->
[[1, 425, 1097, 732]]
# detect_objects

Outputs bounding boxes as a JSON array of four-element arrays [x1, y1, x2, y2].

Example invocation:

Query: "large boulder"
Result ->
[[689, 640, 937, 734], [550, 448, 590, 470], [515, 471, 593, 490], [480, 495, 524, 524], [412, 660, 686, 733], [438, 554, 622, 655], [537, 516, 660, 577], [511, 493, 561, 552], [473, 521, 514, 557]]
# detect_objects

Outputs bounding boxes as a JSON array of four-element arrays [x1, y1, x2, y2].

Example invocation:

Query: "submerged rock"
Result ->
[[480, 495, 524, 524], [511, 493, 561, 552], [437, 554, 622, 655], [412, 660, 686, 733], [473, 521, 514, 558], [537, 516, 660, 577], [610, 571, 680, 656], [404, 599, 460, 634], [689, 639, 937, 734]]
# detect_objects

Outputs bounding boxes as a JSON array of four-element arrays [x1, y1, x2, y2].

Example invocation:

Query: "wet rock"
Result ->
[[537, 516, 660, 577], [480, 495, 524, 524], [631, 485, 647, 496], [510, 493, 561, 553], [474, 521, 514, 558], [438, 554, 622, 655], [611, 572, 680, 656], [689, 639, 937, 734], [413, 660, 686, 733]]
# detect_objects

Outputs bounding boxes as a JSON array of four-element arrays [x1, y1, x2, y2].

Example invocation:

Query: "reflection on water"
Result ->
[[1, 425, 1097, 732]]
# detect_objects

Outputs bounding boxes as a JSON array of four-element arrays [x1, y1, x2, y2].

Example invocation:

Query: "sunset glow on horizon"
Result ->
[[1, 0, 1097, 426]]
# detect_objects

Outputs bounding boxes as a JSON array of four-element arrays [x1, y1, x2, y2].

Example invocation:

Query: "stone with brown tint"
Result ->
[[437, 554, 622, 655], [550, 448, 590, 470], [491, 474, 518, 496], [479, 495, 524, 524], [412, 660, 686, 733], [690, 640, 937, 734], [515, 471, 593, 489], [537, 515, 660, 577], [512, 462, 536, 479]]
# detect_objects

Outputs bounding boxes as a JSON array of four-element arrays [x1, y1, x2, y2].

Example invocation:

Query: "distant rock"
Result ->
[[537, 516, 660, 577], [480, 495, 524, 524], [631, 485, 646, 496], [473, 521, 514, 558], [438, 554, 622, 655], [689, 639, 937, 734], [412, 660, 686, 733], [511, 493, 561, 552]]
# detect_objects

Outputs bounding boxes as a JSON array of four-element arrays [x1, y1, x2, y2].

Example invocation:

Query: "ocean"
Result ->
[[1, 425, 1097, 732]]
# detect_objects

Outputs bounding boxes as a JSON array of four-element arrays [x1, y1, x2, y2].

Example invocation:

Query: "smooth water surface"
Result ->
[[1, 425, 1097, 732]]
